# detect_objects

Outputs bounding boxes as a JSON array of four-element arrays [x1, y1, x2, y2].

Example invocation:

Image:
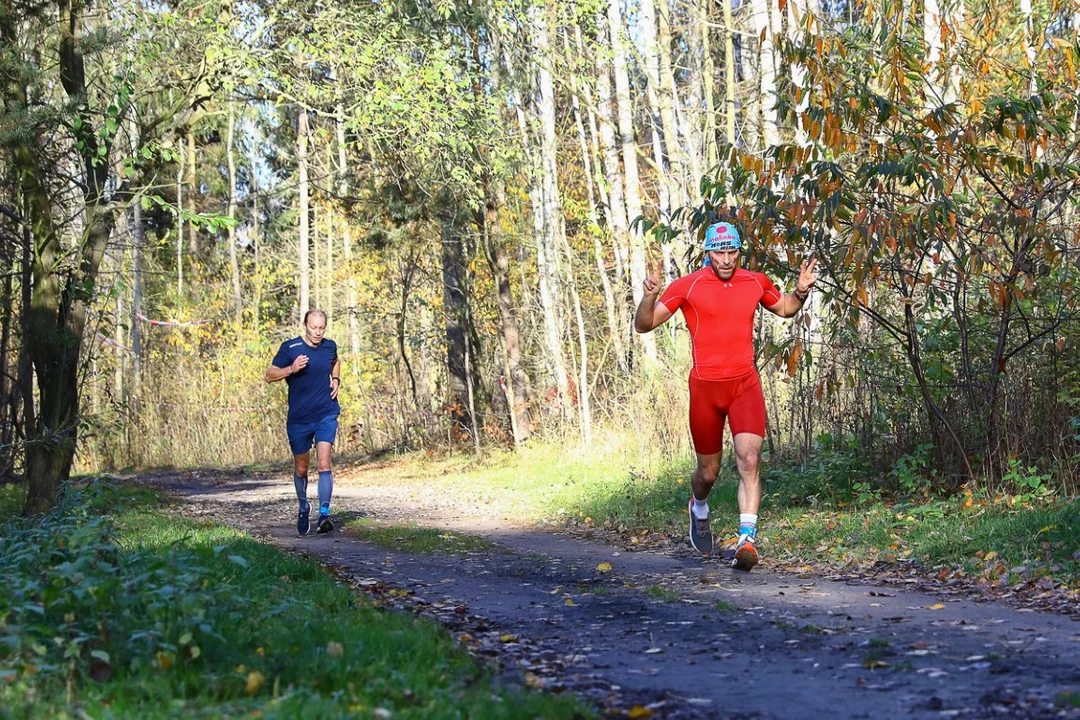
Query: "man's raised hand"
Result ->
[[291, 355, 309, 374], [797, 257, 820, 295], [643, 260, 662, 298]]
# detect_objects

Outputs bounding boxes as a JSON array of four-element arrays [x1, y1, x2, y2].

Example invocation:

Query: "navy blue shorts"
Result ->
[[286, 414, 339, 456]]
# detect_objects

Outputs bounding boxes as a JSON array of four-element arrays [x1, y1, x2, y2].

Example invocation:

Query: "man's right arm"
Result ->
[[634, 269, 675, 333], [265, 363, 293, 383]]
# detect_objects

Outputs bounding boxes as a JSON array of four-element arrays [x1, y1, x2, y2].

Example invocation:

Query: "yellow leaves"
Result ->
[[327, 641, 344, 658], [596, 562, 612, 573], [983, 551, 998, 562], [926, 603, 945, 611], [156, 651, 172, 670], [629, 706, 654, 719], [565, 598, 578, 607], [499, 634, 519, 644], [245, 670, 265, 695], [524, 672, 545, 689]]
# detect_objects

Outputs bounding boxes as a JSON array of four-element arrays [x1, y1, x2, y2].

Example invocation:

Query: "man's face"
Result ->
[[708, 249, 740, 280], [305, 316, 326, 344]]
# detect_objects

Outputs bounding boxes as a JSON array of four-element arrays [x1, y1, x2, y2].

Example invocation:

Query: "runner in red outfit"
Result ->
[[634, 221, 819, 569]]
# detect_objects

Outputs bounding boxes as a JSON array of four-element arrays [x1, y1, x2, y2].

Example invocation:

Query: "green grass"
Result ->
[[0, 482, 589, 719], [400, 438, 1080, 588], [345, 519, 502, 556], [347, 438, 1080, 589]]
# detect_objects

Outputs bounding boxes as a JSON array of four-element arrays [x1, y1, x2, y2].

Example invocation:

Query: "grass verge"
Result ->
[[346, 437, 1080, 590], [0, 481, 589, 719]]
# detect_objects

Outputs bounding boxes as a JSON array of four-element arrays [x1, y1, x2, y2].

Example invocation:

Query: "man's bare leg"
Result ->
[[688, 452, 721, 554], [732, 432, 764, 568]]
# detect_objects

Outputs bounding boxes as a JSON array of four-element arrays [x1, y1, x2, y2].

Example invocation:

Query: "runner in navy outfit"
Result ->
[[265, 309, 342, 535]]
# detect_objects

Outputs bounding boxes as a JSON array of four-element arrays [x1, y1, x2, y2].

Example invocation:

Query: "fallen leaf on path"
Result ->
[[628, 706, 653, 718], [645, 647, 663, 654], [596, 562, 612, 573], [564, 598, 577, 607], [524, 672, 545, 689], [926, 603, 945, 610], [499, 634, 519, 643]]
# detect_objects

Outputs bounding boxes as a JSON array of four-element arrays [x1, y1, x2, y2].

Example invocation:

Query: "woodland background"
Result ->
[[2, 0, 1079, 514]]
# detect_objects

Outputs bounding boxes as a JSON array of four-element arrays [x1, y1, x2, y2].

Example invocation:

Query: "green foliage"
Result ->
[[0, 484, 25, 522], [0, 481, 236, 696], [765, 433, 877, 507], [0, 480, 588, 717], [891, 443, 934, 495], [1001, 457, 1053, 502]]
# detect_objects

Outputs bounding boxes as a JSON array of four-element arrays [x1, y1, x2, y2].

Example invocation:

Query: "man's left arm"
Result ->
[[330, 355, 342, 400], [765, 257, 819, 319]]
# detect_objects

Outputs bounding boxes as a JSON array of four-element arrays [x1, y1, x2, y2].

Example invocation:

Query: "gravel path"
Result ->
[[136, 463, 1080, 720]]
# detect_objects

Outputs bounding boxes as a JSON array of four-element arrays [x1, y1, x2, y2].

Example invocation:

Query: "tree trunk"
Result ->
[[176, 133, 184, 293], [724, 0, 738, 146], [335, 96, 360, 378], [324, 142, 334, 328], [226, 103, 242, 327], [186, 130, 198, 254], [441, 217, 471, 438], [528, 3, 572, 414], [298, 107, 311, 314], [480, 206, 532, 444], [564, 25, 627, 379], [16, 0, 123, 512], [749, 0, 781, 149], [699, 0, 718, 168], [609, 0, 657, 364]]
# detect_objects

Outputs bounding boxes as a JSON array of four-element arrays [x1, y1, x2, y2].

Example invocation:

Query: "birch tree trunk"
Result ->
[[609, 0, 657, 363], [724, 0, 738, 146], [131, 197, 144, 384], [176, 136, 184, 294], [564, 27, 627, 376], [226, 103, 242, 327], [698, 0, 718, 168], [335, 95, 360, 376], [594, 8, 630, 290], [656, 0, 686, 210], [786, 0, 816, 146], [529, 2, 572, 413], [298, 107, 311, 314], [749, 0, 781, 149], [186, 130, 198, 254]]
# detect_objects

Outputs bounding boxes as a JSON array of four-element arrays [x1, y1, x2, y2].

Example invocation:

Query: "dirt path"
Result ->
[[138, 465, 1080, 720]]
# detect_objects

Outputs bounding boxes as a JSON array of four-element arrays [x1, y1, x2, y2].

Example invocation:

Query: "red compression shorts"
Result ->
[[688, 371, 767, 455]]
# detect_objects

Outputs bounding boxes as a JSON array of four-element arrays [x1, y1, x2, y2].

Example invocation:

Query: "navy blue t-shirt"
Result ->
[[272, 337, 341, 425]]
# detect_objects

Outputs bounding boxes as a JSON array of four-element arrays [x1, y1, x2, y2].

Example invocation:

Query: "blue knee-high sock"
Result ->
[[294, 474, 309, 513], [318, 470, 333, 514]]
